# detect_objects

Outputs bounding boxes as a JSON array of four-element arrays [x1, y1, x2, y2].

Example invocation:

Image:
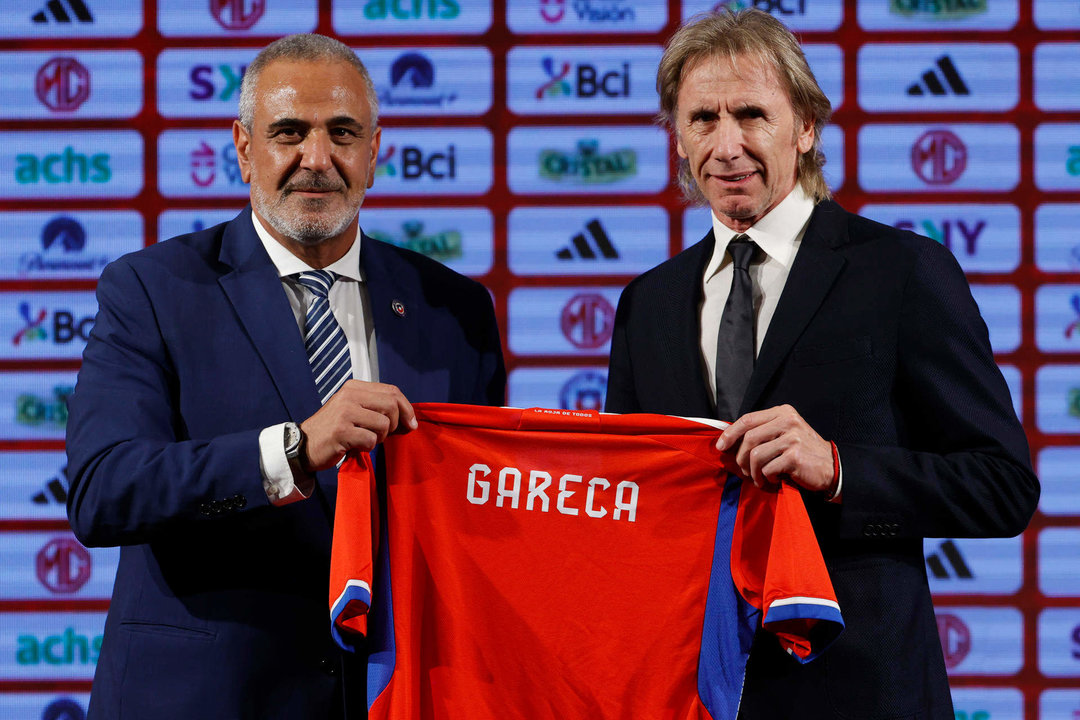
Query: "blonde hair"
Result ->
[[656, 8, 832, 204]]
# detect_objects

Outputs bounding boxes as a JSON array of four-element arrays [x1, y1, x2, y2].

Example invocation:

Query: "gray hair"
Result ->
[[656, 8, 832, 204], [238, 33, 379, 131]]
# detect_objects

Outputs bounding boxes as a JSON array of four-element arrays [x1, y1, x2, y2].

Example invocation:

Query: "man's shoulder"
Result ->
[[110, 211, 244, 278], [363, 233, 490, 300], [623, 228, 713, 298]]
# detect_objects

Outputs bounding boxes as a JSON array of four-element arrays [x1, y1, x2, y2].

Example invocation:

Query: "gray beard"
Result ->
[[251, 183, 360, 247]]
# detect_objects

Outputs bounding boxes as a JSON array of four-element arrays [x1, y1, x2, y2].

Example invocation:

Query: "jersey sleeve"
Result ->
[[329, 452, 377, 652], [730, 479, 844, 663]]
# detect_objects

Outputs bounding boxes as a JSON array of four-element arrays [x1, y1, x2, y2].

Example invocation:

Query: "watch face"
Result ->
[[284, 423, 301, 452]]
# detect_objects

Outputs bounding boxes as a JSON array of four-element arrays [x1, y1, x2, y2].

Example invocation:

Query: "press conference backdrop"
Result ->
[[0, 0, 1078, 717]]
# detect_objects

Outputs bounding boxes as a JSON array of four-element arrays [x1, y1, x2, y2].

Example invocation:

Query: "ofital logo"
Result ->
[[36, 57, 90, 112], [368, 221, 462, 262], [380, 53, 458, 109], [911, 129, 967, 185], [560, 370, 607, 410], [16, 628, 102, 666], [11, 302, 94, 347], [190, 63, 247, 101], [536, 57, 630, 99], [541, 0, 636, 23], [1069, 388, 1080, 420], [894, 218, 984, 256], [190, 140, 242, 187], [15, 148, 110, 185], [540, 140, 636, 184], [890, 0, 987, 20], [376, 144, 457, 180], [20, 216, 109, 275], [560, 293, 616, 349], [713, 0, 807, 15], [936, 612, 971, 669], [363, 0, 460, 20], [211, 0, 265, 30], [16, 385, 72, 428], [36, 536, 92, 594]]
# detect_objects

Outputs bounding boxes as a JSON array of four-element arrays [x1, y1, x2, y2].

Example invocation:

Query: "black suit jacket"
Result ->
[[605, 200, 1037, 719]]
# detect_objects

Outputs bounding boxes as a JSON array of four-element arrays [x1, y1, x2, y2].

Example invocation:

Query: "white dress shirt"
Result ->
[[251, 213, 378, 505]]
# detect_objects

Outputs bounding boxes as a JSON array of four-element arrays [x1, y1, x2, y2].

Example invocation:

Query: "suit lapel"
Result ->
[[217, 209, 322, 424], [741, 201, 848, 414], [663, 231, 716, 418], [360, 234, 425, 396]]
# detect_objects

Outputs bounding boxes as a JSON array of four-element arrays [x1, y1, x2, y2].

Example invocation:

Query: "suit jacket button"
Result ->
[[199, 502, 212, 516]]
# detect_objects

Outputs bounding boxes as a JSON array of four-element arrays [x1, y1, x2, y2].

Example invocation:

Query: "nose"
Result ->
[[709, 118, 743, 162], [299, 131, 333, 173]]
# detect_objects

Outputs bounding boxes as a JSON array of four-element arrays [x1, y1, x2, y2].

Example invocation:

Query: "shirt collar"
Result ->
[[250, 211, 365, 283], [704, 184, 815, 281]]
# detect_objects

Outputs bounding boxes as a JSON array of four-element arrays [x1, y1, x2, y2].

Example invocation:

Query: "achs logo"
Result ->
[[210, 0, 265, 30], [1066, 294, 1080, 339], [190, 140, 241, 187], [560, 370, 607, 410], [537, 58, 572, 98], [925, 539, 973, 579], [31, 0, 94, 24], [13, 302, 48, 345], [936, 612, 971, 669], [540, 140, 637, 184], [380, 53, 459, 108], [363, 0, 460, 20], [557, 219, 619, 260], [16, 385, 73, 428], [907, 56, 969, 97], [560, 293, 615, 349], [33, 465, 70, 506], [890, 0, 987, 19], [894, 218, 983, 256], [16, 628, 102, 666], [36, 57, 91, 112], [15, 148, 111, 185], [36, 536, 92, 594], [369, 221, 462, 262], [910, 129, 967, 185]]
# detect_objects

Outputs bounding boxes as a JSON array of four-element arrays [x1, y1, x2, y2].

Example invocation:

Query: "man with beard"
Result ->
[[66, 34, 505, 720]]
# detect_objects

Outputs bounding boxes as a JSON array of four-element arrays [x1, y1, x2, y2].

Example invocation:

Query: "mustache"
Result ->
[[282, 172, 344, 193]]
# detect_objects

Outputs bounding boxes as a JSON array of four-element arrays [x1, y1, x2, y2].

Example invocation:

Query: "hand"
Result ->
[[715, 404, 836, 495], [300, 381, 417, 471]]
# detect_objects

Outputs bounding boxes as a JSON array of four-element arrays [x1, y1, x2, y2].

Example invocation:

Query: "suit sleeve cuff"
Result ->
[[259, 423, 313, 506], [825, 444, 843, 503]]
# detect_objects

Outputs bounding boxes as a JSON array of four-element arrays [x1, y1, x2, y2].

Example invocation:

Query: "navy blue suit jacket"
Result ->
[[606, 200, 1038, 719], [66, 208, 505, 719]]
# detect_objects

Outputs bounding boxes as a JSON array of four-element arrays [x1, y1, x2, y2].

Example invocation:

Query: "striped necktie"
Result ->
[[296, 270, 352, 404], [714, 235, 758, 421]]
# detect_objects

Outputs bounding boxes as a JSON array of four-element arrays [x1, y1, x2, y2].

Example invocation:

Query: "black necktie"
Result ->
[[714, 236, 758, 421]]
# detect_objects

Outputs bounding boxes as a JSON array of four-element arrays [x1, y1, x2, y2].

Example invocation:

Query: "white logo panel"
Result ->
[[0, 51, 143, 119], [1035, 44, 1080, 112], [158, 209, 244, 243], [158, 129, 248, 198], [924, 537, 1022, 595], [858, 44, 1018, 113], [334, 0, 491, 35], [0, 211, 143, 281], [0, 292, 97, 360], [363, 47, 492, 117], [682, 207, 712, 251], [1035, 123, 1080, 191], [507, 45, 662, 116], [506, 0, 666, 34], [682, 0, 843, 31], [508, 206, 668, 276], [969, 284, 1019, 354], [508, 126, 668, 195], [0, 131, 144, 199], [157, 48, 257, 118], [0, 372, 76, 441], [1041, 689, 1080, 719], [804, 44, 843, 111], [858, 0, 1017, 30], [0, 532, 117, 601], [1036, 204, 1080, 273], [858, 124, 1019, 193], [950, 688, 1023, 720], [1036, 285, 1080, 353], [508, 367, 609, 412], [1035, 364, 1080, 435], [0, 693, 90, 718], [859, 204, 1020, 273], [0, 452, 70, 521], [1039, 529, 1080, 598], [1, 1, 142, 38], [1035, 0, 1080, 30], [368, 128, 492, 196], [158, 0, 317, 37], [361, 207, 493, 277], [1038, 448, 1080, 517], [0, 611, 106, 680], [508, 287, 623, 357], [935, 606, 1023, 676], [1038, 609, 1080, 677]]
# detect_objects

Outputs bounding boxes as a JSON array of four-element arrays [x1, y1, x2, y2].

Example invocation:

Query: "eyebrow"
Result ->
[[265, 116, 368, 132]]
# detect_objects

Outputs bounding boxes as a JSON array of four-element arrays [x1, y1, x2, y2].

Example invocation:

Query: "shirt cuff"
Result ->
[[825, 446, 843, 504], [258, 423, 314, 507]]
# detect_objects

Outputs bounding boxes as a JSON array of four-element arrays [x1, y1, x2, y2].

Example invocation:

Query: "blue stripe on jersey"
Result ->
[[697, 474, 758, 720], [331, 582, 373, 652], [763, 602, 845, 663]]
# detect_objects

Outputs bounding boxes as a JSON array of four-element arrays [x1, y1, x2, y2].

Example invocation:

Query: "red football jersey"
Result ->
[[330, 404, 842, 720]]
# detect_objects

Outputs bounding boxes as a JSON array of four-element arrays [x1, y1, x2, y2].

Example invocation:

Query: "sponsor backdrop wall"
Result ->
[[0, 0, 1078, 717]]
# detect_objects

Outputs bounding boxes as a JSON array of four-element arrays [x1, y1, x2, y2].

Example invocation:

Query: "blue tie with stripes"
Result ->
[[296, 270, 352, 404]]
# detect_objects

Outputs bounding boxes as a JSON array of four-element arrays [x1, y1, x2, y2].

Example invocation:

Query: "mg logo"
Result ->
[[936, 612, 971, 669], [911, 129, 967, 185], [35, 57, 91, 112], [560, 293, 615, 349], [211, 0, 265, 30], [36, 537, 92, 594]]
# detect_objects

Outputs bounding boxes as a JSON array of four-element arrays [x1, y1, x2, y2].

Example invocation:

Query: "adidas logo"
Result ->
[[926, 539, 973, 579], [31, 0, 94, 24], [907, 55, 969, 97], [32, 467, 69, 505], [556, 219, 619, 260]]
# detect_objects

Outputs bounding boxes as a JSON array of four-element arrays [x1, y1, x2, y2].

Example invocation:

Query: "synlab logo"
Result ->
[[381, 53, 458, 109], [15, 148, 111, 186], [557, 219, 619, 260], [190, 63, 247, 101], [560, 293, 616, 349], [925, 539, 973, 580], [13, 302, 48, 346], [907, 56, 969, 97], [31, 0, 94, 24], [560, 370, 607, 411], [911, 129, 967, 185], [536, 57, 630, 100], [16, 628, 102, 666], [936, 612, 971, 669], [16, 385, 72, 428], [36, 536, 92, 594], [890, 0, 987, 20], [42, 698, 86, 720], [36, 57, 90, 112], [540, 140, 636, 184], [211, 0, 265, 30], [33, 465, 70, 506], [894, 217, 983, 256], [190, 140, 241, 187], [368, 221, 462, 262], [362, 0, 460, 19], [1066, 294, 1080, 340]]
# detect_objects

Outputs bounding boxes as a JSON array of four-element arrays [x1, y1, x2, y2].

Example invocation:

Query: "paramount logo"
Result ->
[[539, 140, 636, 183]]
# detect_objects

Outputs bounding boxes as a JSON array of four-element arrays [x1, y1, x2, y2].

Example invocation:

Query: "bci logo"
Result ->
[[15, 148, 111, 185], [16, 628, 102, 666], [894, 218, 984, 255], [537, 58, 630, 99], [377, 144, 457, 179], [363, 0, 460, 20], [190, 63, 247, 101], [12, 302, 94, 347]]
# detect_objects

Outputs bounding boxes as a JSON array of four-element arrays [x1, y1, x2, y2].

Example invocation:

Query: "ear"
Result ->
[[675, 130, 688, 160], [232, 120, 253, 184], [366, 127, 382, 190], [796, 116, 814, 155]]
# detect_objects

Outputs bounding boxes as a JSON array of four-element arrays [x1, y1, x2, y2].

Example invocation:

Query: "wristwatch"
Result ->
[[283, 421, 309, 479]]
